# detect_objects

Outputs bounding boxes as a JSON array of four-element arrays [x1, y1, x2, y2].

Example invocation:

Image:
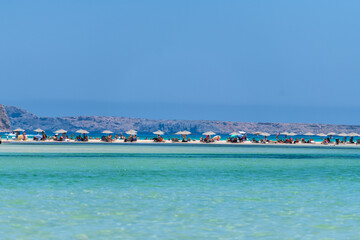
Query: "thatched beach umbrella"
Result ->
[[76, 129, 89, 134], [260, 132, 271, 141], [126, 129, 137, 135], [54, 129, 67, 134], [327, 132, 337, 136], [337, 132, 348, 142], [34, 128, 44, 133], [304, 132, 314, 140], [317, 133, 327, 139], [252, 131, 262, 141], [203, 131, 216, 136], [238, 131, 246, 134], [13, 128, 25, 132], [230, 132, 239, 136], [261, 132, 271, 137], [175, 130, 191, 135], [279, 131, 289, 139], [153, 130, 164, 135], [317, 133, 327, 136], [348, 132, 359, 137], [102, 130, 113, 134], [287, 132, 297, 136], [175, 131, 191, 141]]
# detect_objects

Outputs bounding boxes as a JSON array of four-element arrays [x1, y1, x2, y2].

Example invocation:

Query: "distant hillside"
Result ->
[[3, 105, 360, 134], [0, 104, 11, 132]]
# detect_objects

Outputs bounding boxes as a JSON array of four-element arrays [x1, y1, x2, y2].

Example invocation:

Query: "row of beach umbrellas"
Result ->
[[280, 132, 360, 137], [10, 128, 360, 137], [252, 132, 360, 137]]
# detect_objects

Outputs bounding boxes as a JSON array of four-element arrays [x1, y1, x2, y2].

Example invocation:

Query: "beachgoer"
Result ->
[[42, 131, 47, 141]]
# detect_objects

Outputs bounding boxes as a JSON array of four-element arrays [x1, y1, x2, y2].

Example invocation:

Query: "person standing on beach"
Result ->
[[42, 131, 47, 141]]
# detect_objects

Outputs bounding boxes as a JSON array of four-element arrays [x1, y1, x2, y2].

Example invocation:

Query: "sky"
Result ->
[[1, 0, 359, 124]]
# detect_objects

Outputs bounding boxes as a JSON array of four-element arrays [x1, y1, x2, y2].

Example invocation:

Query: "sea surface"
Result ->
[[0, 143, 360, 239]]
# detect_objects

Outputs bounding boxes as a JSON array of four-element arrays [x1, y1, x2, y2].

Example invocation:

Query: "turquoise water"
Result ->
[[0, 143, 360, 239]]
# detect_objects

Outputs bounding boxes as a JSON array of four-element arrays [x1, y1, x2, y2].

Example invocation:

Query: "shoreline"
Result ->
[[2, 139, 360, 149]]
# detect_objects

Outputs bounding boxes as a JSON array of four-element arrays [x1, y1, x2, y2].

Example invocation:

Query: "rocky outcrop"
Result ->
[[5, 106, 72, 131], [0, 104, 11, 132], [3, 105, 360, 134]]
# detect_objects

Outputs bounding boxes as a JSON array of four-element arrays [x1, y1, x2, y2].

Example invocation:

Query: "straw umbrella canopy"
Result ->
[[126, 129, 137, 135], [182, 130, 191, 135], [304, 132, 314, 140], [54, 129, 67, 134], [260, 132, 271, 137], [102, 130, 113, 134], [337, 132, 348, 137], [153, 130, 164, 135], [203, 131, 216, 136], [175, 131, 184, 135], [238, 131, 246, 134], [34, 128, 44, 133], [287, 132, 297, 136], [13, 128, 25, 132], [348, 132, 359, 137], [76, 129, 89, 134], [279, 131, 289, 139], [317, 133, 327, 137], [252, 131, 262, 141], [230, 132, 239, 136], [327, 132, 337, 136]]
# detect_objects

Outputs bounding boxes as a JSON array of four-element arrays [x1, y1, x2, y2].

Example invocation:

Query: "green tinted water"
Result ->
[[0, 143, 360, 239]]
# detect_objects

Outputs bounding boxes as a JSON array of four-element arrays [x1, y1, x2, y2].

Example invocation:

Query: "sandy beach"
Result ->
[[2, 138, 360, 147]]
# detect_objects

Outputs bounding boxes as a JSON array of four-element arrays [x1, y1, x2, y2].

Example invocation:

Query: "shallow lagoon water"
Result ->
[[0, 143, 360, 239]]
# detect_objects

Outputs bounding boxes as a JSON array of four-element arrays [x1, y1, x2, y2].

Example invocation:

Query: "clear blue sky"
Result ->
[[1, 1, 359, 124]]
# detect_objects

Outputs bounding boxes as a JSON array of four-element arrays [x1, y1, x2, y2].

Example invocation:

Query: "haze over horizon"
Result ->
[[1, 1, 359, 124]]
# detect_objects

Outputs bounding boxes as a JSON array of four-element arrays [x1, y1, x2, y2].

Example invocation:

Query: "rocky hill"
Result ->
[[3, 105, 360, 134], [0, 104, 11, 132]]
